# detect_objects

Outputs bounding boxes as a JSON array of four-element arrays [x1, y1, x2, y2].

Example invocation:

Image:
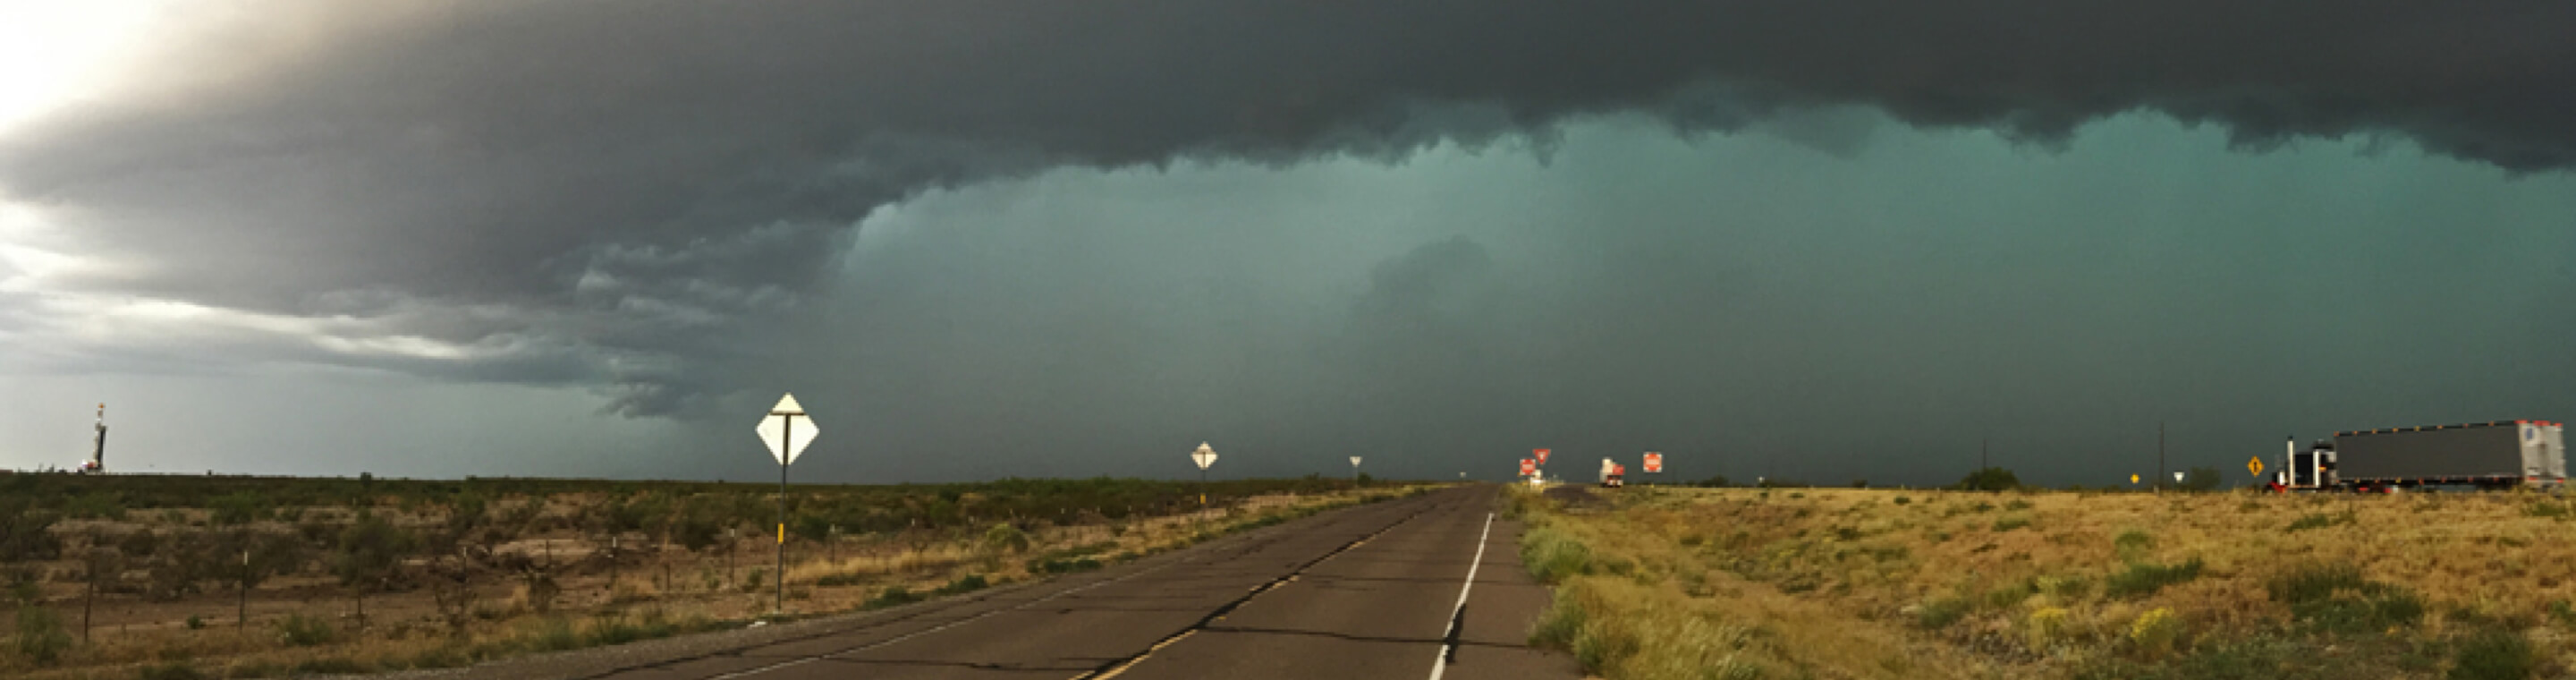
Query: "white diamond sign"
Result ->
[[1191, 442, 1217, 471], [756, 393, 820, 464], [1350, 456, 1362, 467]]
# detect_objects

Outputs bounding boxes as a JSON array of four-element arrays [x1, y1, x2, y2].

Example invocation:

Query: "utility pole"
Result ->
[[2157, 421, 2166, 495]]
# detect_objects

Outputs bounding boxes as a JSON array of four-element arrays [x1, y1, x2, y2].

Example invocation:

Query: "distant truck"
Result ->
[[2275, 420, 2564, 492], [1598, 458, 1624, 488]]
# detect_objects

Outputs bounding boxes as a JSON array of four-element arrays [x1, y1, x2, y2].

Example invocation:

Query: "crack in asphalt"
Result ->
[[1067, 497, 1456, 680], [1195, 624, 1526, 650]]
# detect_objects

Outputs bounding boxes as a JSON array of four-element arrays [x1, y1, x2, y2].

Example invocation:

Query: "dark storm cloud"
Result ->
[[4, 0, 2572, 416]]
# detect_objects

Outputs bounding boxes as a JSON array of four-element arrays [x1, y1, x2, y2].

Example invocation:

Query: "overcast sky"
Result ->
[[3, 2, 2572, 486]]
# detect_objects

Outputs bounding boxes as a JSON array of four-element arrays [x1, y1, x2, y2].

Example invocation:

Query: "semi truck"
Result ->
[[1598, 458, 1624, 488], [2274, 420, 2564, 492]]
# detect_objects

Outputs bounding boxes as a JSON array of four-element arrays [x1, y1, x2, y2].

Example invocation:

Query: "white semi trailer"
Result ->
[[1598, 458, 1624, 488], [2275, 420, 2564, 492]]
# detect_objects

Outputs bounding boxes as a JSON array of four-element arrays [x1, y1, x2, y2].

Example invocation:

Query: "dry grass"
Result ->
[[1517, 485, 2576, 679]]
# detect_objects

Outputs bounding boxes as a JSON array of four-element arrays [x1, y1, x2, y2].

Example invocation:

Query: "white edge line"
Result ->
[[1426, 511, 1496, 680]]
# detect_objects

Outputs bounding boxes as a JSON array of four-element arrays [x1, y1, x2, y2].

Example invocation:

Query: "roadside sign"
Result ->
[[2173, 472, 2185, 483], [1520, 459, 1537, 476], [754, 394, 819, 464], [1642, 452, 1663, 473], [751, 393, 818, 615], [1351, 456, 1362, 468], [1534, 448, 1550, 465], [1191, 442, 1217, 471], [2246, 456, 2264, 477], [2130, 473, 2140, 484]]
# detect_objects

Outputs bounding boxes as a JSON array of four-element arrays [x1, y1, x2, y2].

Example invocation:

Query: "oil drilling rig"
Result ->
[[78, 403, 107, 474]]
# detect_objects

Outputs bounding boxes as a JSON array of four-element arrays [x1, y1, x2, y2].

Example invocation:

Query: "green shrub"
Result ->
[[333, 512, 414, 589], [1530, 589, 1586, 649], [2267, 562, 2424, 633], [2113, 529, 2155, 558], [2004, 499, 2033, 511], [184, 614, 204, 630], [0, 498, 66, 560], [2546, 599, 2576, 627], [1956, 467, 2021, 491], [934, 574, 989, 595], [208, 491, 271, 526], [980, 523, 1030, 555], [526, 617, 580, 651], [1992, 514, 2033, 531], [13, 606, 73, 666], [2036, 574, 2093, 600], [1030, 557, 1102, 574], [580, 616, 667, 647], [275, 613, 337, 647], [1520, 527, 1592, 583], [1981, 580, 2038, 609], [2285, 513, 2347, 532], [1917, 596, 1973, 629], [2106, 558, 2205, 598], [2267, 562, 2366, 605], [1894, 496, 1912, 506], [2450, 629, 2538, 680], [867, 586, 921, 608]]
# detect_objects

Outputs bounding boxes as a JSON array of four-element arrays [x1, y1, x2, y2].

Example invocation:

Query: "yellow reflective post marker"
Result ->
[[778, 523, 785, 544]]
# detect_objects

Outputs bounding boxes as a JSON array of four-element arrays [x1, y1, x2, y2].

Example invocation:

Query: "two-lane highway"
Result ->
[[473, 487, 1578, 680]]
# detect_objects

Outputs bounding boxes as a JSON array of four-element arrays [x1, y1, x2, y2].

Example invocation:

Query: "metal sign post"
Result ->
[[1191, 442, 1217, 507], [754, 394, 820, 616]]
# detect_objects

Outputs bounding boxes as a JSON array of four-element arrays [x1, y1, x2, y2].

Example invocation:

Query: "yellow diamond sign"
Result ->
[[2130, 473, 2140, 484], [2246, 456, 2265, 478]]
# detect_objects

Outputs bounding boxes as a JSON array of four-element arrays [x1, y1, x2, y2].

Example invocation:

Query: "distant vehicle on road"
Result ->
[[2274, 420, 2563, 492], [1598, 458, 1624, 488]]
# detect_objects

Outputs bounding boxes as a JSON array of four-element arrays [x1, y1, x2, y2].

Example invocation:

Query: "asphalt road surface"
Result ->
[[459, 486, 1579, 680]]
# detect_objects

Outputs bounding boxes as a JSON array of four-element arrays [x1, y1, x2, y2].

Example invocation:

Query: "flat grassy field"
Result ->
[[1513, 485, 2576, 680], [0, 473, 1428, 679]]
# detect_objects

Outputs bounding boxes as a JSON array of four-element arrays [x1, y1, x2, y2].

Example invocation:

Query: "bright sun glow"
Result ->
[[0, 1, 166, 133]]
